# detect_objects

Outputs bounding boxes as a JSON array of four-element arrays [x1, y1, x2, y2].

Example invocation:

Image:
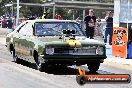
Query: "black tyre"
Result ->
[[37, 62, 47, 72], [34, 53, 48, 72], [88, 63, 100, 73]]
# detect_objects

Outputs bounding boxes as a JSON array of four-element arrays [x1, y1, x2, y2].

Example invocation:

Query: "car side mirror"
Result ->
[[17, 30, 19, 33]]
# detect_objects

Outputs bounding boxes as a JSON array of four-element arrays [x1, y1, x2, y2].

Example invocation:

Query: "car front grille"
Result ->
[[54, 47, 97, 55]]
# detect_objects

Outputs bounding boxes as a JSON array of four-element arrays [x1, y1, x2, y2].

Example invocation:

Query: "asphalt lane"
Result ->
[[0, 28, 132, 88]]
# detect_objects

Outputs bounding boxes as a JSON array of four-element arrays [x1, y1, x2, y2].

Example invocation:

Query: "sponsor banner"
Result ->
[[76, 66, 131, 85], [112, 27, 128, 58], [76, 74, 131, 85]]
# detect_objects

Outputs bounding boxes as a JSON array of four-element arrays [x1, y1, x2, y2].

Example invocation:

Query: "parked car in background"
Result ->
[[6, 19, 107, 73]]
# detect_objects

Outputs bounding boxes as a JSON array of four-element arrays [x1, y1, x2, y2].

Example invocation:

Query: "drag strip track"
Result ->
[[0, 36, 117, 75]]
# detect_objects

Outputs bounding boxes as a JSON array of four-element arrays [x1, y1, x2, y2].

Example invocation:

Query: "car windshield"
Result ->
[[34, 22, 84, 36]]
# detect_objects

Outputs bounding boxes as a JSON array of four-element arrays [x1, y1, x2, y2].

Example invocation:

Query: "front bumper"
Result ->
[[43, 54, 107, 64]]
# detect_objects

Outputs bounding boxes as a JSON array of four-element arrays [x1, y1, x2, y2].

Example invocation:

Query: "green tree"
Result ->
[[0, 0, 114, 19]]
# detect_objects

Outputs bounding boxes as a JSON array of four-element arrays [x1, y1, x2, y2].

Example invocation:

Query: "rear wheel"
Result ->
[[87, 63, 100, 73], [12, 49, 21, 63]]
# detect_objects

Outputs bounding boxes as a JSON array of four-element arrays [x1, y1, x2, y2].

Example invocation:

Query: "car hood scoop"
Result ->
[[39, 36, 104, 48]]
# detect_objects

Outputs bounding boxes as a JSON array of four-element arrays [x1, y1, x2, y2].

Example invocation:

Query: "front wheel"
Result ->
[[87, 63, 100, 73], [37, 62, 48, 72], [34, 53, 48, 72]]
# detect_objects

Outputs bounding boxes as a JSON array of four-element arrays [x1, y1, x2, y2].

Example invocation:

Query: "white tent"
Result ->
[[114, 0, 132, 27]]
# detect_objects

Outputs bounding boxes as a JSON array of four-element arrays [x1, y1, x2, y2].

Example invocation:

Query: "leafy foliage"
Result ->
[[0, 0, 113, 20]]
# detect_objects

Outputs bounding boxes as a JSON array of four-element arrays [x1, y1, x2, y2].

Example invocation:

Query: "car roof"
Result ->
[[26, 19, 77, 23]]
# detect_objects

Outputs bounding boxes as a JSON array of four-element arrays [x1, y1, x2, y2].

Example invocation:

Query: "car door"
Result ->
[[13, 22, 27, 56], [15, 22, 34, 61], [21, 22, 35, 62], [14, 22, 27, 57]]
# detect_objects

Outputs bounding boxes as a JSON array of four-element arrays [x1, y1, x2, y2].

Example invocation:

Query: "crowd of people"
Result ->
[[84, 9, 113, 45], [0, 15, 14, 29], [0, 12, 63, 29]]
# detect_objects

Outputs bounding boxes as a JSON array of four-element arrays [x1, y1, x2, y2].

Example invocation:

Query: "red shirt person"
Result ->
[[55, 14, 62, 20]]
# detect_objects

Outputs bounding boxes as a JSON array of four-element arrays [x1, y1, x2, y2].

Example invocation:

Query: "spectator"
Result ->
[[76, 17, 80, 22], [6, 16, 13, 29], [55, 14, 62, 20], [95, 17, 102, 36], [104, 11, 113, 45], [2, 15, 7, 28], [42, 12, 46, 19], [28, 15, 36, 20], [84, 9, 96, 39]]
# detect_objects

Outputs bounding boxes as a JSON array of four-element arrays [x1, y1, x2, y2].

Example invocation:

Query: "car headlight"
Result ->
[[96, 46, 104, 55], [46, 48, 54, 55]]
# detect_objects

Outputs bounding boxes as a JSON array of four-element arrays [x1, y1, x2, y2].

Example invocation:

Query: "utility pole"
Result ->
[[42, 0, 46, 13], [44, 6, 46, 13], [83, 9, 85, 20], [72, 0, 74, 20], [52, 0, 55, 19], [11, 1, 13, 17], [16, 0, 19, 26]]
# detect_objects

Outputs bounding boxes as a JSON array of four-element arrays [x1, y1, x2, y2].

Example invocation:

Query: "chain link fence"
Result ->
[[77, 19, 106, 37]]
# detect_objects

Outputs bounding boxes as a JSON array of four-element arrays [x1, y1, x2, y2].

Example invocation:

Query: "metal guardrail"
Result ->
[[55, 0, 114, 3], [12, 1, 114, 10], [55, 1, 114, 6]]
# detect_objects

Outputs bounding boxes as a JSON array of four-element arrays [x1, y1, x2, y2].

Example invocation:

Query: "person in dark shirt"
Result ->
[[28, 15, 36, 20], [128, 26, 132, 44], [84, 9, 96, 39], [104, 11, 113, 45], [6, 16, 13, 29]]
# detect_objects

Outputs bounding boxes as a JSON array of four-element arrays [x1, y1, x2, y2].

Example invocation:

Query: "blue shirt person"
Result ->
[[104, 11, 113, 45]]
